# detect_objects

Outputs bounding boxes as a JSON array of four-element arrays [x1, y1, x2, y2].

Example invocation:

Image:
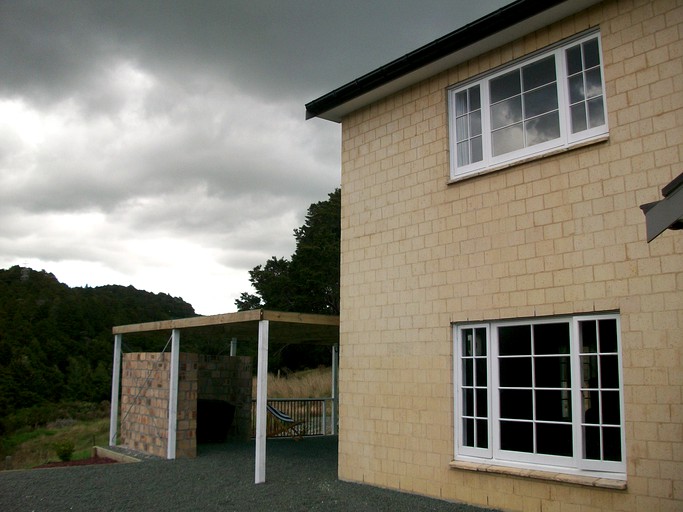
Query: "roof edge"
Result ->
[[306, 0, 600, 122]]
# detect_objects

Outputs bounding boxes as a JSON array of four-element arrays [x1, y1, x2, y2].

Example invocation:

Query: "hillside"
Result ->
[[0, 266, 197, 426]]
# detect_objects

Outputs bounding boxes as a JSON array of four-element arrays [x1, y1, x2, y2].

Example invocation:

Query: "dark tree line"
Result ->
[[0, 265, 196, 429]]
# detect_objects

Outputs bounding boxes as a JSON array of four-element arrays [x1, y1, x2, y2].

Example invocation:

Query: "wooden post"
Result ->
[[255, 320, 269, 483], [167, 329, 180, 460], [109, 333, 122, 446]]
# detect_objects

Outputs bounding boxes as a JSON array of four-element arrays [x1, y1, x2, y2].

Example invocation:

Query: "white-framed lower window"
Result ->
[[453, 314, 625, 478], [448, 30, 608, 180]]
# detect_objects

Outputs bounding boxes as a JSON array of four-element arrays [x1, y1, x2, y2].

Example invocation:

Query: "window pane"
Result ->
[[501, 421, 533, 452], [525, 111, 560, 146], [455, 91, 468, 116], [534, 323, 570, 354], [581, 355, 599, 388], [470, 136, 483, 163], [475, 358, 487, 386], [476, 419, 488, 448], [524, 83, 558, 118], [457, 142, 469, 166], [476, 388, 488, 417], [463, 359, 473, 386], [522, 55, 556, 91], [583, 389, 600, 424], [568, 74, 585, 103], [536, 390, 572, 421], [537, 423, 573, 456], [500, 389, 532, 419], [463, 418, 474, 446], [587, 97, 605, 128], [491, 96, 522, 130], [500, 357, 532, 387], [583, 38, 600, 69], [456, 115, 468, 141], [535, 356, 571, 388], [469, 85, 481, 110], [600, 355, 620, 388], [570, 103, 587, 133], [566, 45, 583, 75], [585, 67, 603, 98], [463, 388, 474, 416], [492, 123, 524, 156], [601, 390, 620, 424], [499, 325, 531, 355], [603, 427, 622, 461], [490, 69, 521, 103], [584, 425, 601, 459], [462, 330, 473, 356], [475, 328, 487, 356], [470, 110, 482, 136], [580, 321, 598, 353], [599, 319, 618, 352]]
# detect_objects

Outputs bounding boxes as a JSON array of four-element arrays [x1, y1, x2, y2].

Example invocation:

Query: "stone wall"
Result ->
[[119, 352, 253, 458]]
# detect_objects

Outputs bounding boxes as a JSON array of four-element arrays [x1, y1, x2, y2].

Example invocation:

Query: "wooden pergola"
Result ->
[[110, 309, 339, 483]]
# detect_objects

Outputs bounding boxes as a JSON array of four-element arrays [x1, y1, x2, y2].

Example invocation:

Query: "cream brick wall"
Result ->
[[338, 0, 682, 510]]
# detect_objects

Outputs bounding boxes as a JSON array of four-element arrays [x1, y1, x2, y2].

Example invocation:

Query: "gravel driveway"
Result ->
[[0, 436, 499, 512]]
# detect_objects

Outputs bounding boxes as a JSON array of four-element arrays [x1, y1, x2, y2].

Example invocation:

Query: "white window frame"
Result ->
[[448, 30, 608, 181], [453, 313, 626, 479]]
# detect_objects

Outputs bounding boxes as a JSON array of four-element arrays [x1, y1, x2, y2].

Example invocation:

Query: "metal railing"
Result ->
[[251, 398, 335, 437]]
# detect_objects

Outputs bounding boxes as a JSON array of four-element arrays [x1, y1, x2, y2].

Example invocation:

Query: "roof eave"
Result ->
[[306, 0, 603, 122]]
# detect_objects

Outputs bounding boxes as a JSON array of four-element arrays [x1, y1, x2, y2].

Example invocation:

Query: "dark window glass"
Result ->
[[490, 69, 521, 103], [501, 421, 533, 452], [534, 323, 570, 354], [571, 103, 587, 132], [583, 38, 601, 69], [463, 418, 474, 446], [535, 356, 571, 388], [475, 358, 487, 386], [536, 390, 572, 422], [476, 419, 488, 448], [500, 389, 533, 420], [491, 96, 523, 130], [524, 83, 558, 118], [566, 45, 583, 75], [522, 56, 556, 91], [583, 390, 600, 424], [599, 319, 618, 353], [499, 325, 532, 355], [476, 389, 488, 417], [525, 111, 560, 146], [463, 359, 473, 386], [584, 425, 601, 459], [601, 390, 620, 425], [602, 427, 622, 461], [500, 357, 532, 387], [600, 355, 620, 388], [537, 423, 573, 456], [463, 388, 474, 416], [587, 97, 605, 128], [580, 321, 598, 353]]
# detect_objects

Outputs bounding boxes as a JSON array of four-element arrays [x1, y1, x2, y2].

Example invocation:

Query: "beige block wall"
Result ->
[[338, 0, 682, 510], [120, 352, 198, 458]]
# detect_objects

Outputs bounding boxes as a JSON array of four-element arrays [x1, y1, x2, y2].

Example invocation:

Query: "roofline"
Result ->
[[306, 0, 602, 122]]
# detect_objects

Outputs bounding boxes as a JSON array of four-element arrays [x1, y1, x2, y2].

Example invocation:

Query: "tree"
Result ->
[[235, 189, 341, 371], [236, 189, 340, 315]]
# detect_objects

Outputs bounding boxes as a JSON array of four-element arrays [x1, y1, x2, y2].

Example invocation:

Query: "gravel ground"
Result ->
[[0, 437, 500, 512]]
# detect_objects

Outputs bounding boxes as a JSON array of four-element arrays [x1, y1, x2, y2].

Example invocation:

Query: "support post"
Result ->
[[167, 329, 180, 460], [230, 337, 237, 356], [109, 334, 122, 446], [255, 320, 269, 484], [332, 344, 339, 435]]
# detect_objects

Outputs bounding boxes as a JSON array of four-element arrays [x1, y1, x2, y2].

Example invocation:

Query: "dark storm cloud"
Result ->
[[0, 0, 507, 313]]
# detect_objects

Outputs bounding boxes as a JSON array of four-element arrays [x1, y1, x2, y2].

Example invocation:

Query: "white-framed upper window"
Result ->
[[448, 31, 608, 180], [453, 313, 625, 479]]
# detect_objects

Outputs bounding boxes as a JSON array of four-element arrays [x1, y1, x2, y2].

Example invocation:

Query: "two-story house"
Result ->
[[306, 0, 682, 510]]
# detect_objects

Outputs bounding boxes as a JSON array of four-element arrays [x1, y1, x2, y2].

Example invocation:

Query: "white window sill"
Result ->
[[447, 133, 610, 185], [449, 460, 627, 490]]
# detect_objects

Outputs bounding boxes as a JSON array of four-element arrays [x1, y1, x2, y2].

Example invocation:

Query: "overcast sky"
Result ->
[[0, 0, 507, 315]]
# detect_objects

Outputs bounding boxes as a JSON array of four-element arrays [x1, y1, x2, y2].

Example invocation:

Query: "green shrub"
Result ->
[[53, 440, 75, 462]]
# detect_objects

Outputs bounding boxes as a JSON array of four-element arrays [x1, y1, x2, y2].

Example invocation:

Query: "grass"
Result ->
[[254, 367, 332, 399], [3, 418, 109, 470]]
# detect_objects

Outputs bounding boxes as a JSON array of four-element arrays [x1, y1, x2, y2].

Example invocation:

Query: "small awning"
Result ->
[[640, 172, 683, 242]]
